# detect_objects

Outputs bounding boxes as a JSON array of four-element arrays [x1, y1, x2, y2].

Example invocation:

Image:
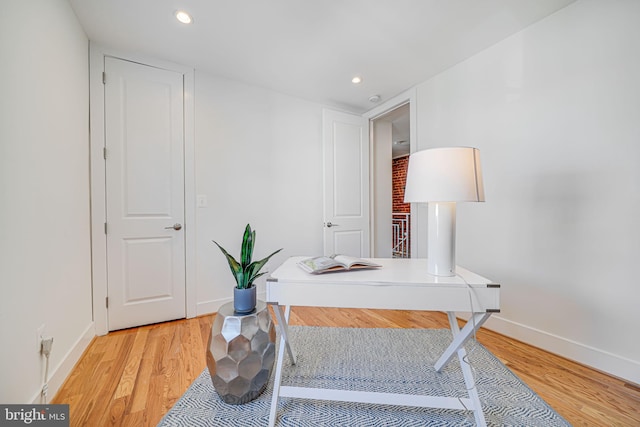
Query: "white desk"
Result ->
[[266, 256, 500, 427]]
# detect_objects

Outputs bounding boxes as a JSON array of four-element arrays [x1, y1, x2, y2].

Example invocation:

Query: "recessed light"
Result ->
[[351, 76, 362, 84], [175, 10, 193, 24]]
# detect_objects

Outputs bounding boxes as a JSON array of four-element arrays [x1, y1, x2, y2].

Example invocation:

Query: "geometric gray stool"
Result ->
[[206, 300, 276, 404]]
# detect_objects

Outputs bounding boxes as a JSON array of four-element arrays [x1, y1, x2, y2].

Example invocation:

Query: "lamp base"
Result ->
[[427, 202, 456, 277]]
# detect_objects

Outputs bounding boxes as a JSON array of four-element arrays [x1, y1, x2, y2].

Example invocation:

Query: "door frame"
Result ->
[[364, 88, 418, 259], [89, 44, 196, 335]]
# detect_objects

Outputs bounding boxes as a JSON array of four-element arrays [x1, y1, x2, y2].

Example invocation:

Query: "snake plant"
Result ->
[[213, 224, 282, 289]]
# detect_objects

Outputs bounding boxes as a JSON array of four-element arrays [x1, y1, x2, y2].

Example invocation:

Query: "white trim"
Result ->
[[474, 314, 640, 386], [368, 116, 376, 255], [184, 70, 196, 319], [89, 44, 196, 335], [31, 322, 95, 404], [363, 88, 416, 121], [89, 44, 108, 335]]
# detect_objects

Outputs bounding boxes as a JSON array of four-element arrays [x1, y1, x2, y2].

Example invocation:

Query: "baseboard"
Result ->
[[30, 322, 95, 404], [197, 292, 268, 316], [480, 314, 640, 386], [196, 297, 232, 316]]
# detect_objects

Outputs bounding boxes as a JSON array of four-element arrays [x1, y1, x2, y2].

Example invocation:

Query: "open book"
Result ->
[[297, 255, 381, 274]]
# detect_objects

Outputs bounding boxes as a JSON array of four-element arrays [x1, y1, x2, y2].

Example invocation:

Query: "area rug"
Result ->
[[158, 327, 570, 426]]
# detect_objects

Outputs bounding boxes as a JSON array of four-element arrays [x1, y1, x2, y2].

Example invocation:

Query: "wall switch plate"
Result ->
[[197, 195, 208, 208]]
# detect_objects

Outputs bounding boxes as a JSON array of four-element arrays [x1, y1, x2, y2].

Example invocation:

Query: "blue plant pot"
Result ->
[[234, 286, 257, 314]]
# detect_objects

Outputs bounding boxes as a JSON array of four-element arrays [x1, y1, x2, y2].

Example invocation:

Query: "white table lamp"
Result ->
[[404, 147, 485, 276]]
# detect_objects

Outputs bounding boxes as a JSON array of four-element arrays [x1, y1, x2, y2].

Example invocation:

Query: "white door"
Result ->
[[322, 109, 370, 257], [104, 57, 186, 331]]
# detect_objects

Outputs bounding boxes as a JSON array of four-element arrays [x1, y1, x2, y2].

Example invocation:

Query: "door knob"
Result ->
[[165, 223, 183, 231], [325, 222, 340, 228]]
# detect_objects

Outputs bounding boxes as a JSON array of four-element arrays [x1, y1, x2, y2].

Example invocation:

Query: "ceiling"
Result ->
[[69, 0, 575, 114]]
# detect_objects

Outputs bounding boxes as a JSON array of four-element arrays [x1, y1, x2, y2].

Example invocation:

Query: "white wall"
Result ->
[[414, 0, 640, 383], [194, 74, 325, 313], [0, 0, 94, 403]]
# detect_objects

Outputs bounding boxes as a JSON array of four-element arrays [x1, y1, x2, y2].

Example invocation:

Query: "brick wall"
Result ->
[[392, 155, 411, 257], [392, 156, 410, 213]]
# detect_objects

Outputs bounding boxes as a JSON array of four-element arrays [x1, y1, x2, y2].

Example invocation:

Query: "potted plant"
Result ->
[[213, 224, 282, 314]]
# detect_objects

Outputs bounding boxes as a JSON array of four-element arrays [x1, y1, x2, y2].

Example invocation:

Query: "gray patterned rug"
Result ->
[[158, 327, 570, 426]]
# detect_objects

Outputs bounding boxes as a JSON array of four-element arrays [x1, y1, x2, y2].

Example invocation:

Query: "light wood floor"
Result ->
[[53, 308, 640, 426]]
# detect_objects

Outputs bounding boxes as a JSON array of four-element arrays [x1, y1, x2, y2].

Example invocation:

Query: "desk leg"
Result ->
[[441, 311, 488, 427], [271, 304, 297, 364], [269, 305, 296, 427], [434, 312, 490, 372]]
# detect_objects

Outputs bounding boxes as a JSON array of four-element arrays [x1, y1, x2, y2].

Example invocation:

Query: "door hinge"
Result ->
[[104, 222, 107, 234], [103, 147, 107, 160], [106, 297, 109, 308], [102, 72, 106, 84]]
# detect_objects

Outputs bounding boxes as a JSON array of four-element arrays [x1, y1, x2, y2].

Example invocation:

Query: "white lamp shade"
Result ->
[[404, 147, 485, 203]]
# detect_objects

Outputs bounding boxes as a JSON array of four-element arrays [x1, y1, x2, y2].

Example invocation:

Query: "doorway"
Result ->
[[369, 93, 416, 259], [89, 46, 196, 335], [103, 56, 186, 331]]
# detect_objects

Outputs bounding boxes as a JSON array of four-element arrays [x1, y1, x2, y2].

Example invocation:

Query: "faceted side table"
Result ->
[[206, 300, 276, 404]]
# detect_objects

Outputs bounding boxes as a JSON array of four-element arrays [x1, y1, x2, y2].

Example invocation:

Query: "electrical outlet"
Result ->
[[37, 324, 45, 351], [41, 337, 54, 356]]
